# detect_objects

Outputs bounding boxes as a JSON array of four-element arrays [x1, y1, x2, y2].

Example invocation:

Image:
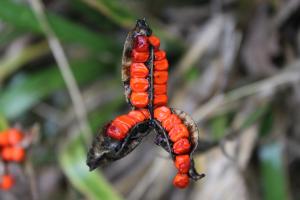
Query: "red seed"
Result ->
[[128, 110, 146, 123], [154, 84, 167, 95], [130, 63, 149, 78], [154, 71, 168, 84], [106, 123, 126, 140], [154, 94, 168, 106], [8, 128, 23, 145], [173, 173, 189, 189], [154, 50, 166, 61], [154, 106, 171, 122], [130, 92, 149, 108], [140, 109, 150, 119], [130, 78, 149, 92], [0, 175, 14, 190], [154, 59, 168, 71], [168, 123, 189, 142], [162, 114, 182, 132], [1, 147, 13, 161], [0, 131, 9, 146], [115, 115, 136, 128], [11, 147, 25, 162], [134, 35, 149, 52], [175, 155, 190, 173], [148, 35, 160, 49], [173, 138, 191, 154], [131, 49, 149, 63], [111, 120, 129, 137]]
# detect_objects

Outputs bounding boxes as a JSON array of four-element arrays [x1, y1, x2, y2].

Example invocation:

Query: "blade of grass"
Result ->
[[71, 0, 117, 30], [0, 41, 49, 82], [80, 0, 136, 28], [29, 0, 92, 144], [259, 142, 288, 200], [59, 136, 122, 200], [0, 0, 118, 52], [0, 26, 24, 48], [59, 98, 124, 200], [0, 114, 9, 131], [79, 0, 184, 52], [240, 104, 270, 129], [211, 115, 228, 140], [0, 60, 113, 119]]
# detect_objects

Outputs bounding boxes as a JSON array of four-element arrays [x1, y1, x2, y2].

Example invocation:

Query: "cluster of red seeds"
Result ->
[[106, 109, 150, 140], [154, 106, 191, 188], [103, 25, 196, 189], [130, 35, 168, 108], [0, 128, 26, 190]]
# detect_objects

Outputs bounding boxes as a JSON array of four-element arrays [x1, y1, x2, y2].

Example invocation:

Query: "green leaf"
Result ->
[[0, 60, 113, 119], [211, 115, 228, 140], [184, 67, 200, 81], [71, 0, 117, 30], [0, 0, 118, 52], [59, 98, 124, 200], [0, 41, 49, 82], [59, 136, 122, 200], [80, 0, 136, 28], [241, 104, 270, 129], [79, 0, 184, 52], [259, 142, 288, 200], [259, 110, 273, 137], [0, 114, 9, 131], [0, 25, 24, 48]]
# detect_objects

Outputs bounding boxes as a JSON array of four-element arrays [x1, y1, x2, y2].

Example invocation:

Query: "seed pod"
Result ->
[[153, 108, 205, 182], [121, 19, 152, 107], [171, 108, 205, 181], [87, 109, 151, 170], [88, 19, 204, 188]]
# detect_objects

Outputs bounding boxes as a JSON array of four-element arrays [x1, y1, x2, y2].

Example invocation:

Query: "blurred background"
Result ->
[[0, 0, 300, 199]]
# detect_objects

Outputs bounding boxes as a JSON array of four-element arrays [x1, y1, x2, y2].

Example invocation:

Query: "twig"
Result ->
[[25, 161, 39, 200], [194, 61, 300, 153], [28, 0, 92, 143], [193, 60, 300, 122], [127, 158, 167, 200], [169, 15, 224, 91]]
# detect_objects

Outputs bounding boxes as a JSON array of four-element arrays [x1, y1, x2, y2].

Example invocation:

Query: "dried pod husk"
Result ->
[[154, 108, 205, 181], [121, 19, 152, 106], [171, 108, 205, 180], [171, 108, 199, 155], [87, 120, 151, 171]]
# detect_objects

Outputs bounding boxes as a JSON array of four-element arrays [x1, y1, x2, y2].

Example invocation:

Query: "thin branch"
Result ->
[[194, 61, 300, 153], [28, 0, 92, 143], [193, 60, 300, 122], [169, 16, 224, 91]]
